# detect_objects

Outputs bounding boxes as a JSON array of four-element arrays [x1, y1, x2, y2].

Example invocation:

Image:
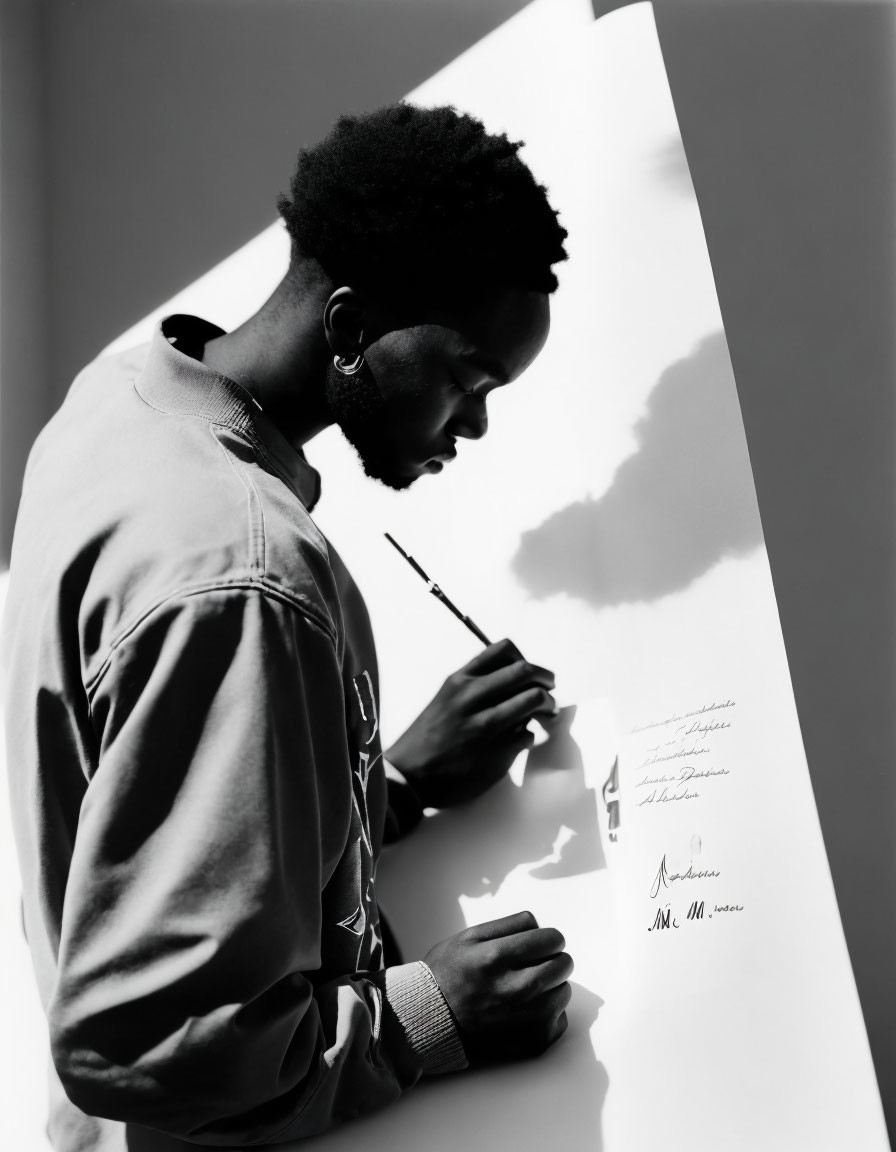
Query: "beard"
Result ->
[[323, 358, 416, 491]]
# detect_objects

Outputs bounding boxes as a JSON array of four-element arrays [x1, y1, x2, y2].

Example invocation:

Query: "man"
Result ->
[[2, 102, 572, 1149]]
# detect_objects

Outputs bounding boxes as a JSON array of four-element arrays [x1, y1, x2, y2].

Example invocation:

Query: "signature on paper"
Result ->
[[649, 853, 721, 899], [648, 899, 743, 931]]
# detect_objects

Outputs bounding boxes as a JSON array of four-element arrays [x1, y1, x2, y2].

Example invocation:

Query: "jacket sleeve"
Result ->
[[49, 585, 465, 1144], [382, 759, 425, 842]]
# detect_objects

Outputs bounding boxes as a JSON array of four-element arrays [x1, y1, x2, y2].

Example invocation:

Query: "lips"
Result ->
[[438, 440, 458, 462], [418, 439, 457, 474], [423, 442, 457, 466], [423, 446, 458, 470]]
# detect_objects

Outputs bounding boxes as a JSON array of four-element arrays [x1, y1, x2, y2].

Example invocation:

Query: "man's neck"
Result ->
[[200, 277, 333, 451]]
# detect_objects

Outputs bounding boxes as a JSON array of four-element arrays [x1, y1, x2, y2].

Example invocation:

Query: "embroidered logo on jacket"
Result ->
[[351, 670, 378, 746], [335, 671, 384, 970]]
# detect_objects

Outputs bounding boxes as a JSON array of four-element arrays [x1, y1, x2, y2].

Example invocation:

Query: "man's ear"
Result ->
[[324, 287, 410, 355], [323, 287, 369, 358]]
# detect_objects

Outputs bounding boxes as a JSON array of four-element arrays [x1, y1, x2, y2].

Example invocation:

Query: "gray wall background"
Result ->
[[2, 0, 894, 1139]]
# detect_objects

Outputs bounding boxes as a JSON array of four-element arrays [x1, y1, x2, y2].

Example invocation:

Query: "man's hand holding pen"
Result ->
[[384, 638, 559, 808], [380, 546, 571, 1063]]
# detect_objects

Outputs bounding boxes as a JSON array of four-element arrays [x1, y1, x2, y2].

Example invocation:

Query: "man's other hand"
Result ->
[[384, 638, 557, 808], [424, 911, 573, 1064]]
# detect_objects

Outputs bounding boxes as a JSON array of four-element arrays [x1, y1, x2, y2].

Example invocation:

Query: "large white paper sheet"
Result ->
[[606, 677, 879, 1149], [298, 2, 888, 1149]]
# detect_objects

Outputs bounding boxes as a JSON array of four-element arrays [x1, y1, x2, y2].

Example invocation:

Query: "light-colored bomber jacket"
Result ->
[[1, 315, 466, 1151]]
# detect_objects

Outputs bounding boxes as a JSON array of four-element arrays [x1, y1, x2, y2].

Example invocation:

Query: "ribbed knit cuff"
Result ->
[[383, 961, 468, 1075]]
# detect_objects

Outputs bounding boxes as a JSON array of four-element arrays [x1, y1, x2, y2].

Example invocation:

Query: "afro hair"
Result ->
[[276, 102, 568, 315]]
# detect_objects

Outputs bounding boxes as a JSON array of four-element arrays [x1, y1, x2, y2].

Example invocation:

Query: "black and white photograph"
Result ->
[[1, 1, 894, 1149]]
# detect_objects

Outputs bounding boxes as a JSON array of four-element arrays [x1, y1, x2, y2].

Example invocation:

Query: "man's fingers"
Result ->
[[463, 910, 540, 942], [508, 980, 573, 1023], [510, 726, 537, 753], [461, 638, 524, 676], [454, 643, 558, 726], [508, 952, 575, 999], [465, 658, 556, 708], [493, 723, 536, 756], [501, 926, 567, 965], [531, 980, 573, 1017], [475, 687, 558, 736]]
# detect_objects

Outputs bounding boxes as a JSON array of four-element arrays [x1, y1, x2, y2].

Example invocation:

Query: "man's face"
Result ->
[[326, 288, 551, 490]]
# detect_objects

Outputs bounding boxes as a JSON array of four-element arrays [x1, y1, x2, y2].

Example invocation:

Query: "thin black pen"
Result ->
[[383, 533, 492, 646]]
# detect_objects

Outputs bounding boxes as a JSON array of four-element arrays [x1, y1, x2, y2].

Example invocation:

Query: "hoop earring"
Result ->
[[333, 351, 365, 376]]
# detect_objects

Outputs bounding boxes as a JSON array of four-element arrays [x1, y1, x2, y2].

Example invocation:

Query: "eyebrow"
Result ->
[[458, 350, 510, 385]]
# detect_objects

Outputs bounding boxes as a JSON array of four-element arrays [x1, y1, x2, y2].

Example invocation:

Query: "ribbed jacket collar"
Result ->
[[135, 314, 322, 511]]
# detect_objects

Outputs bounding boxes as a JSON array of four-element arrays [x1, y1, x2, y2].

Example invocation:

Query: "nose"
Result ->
[[448, 399, 488, 441]]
